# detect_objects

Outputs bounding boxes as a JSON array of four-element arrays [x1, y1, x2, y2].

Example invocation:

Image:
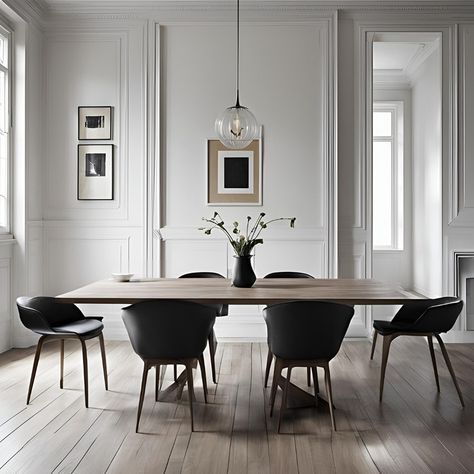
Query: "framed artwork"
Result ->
[[78, 106, 112, 140], [207, 131, 262, 206], [77, 144, 113, 200]]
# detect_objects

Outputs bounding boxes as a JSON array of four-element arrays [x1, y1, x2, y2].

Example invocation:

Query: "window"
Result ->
[[372, 102, 403, 250], [0, 26, 10, 234]]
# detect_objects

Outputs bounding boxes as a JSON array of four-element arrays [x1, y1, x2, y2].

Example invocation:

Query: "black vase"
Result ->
[[232, 255, 256, 288]]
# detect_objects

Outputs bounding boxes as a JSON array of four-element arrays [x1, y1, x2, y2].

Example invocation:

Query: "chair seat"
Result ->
[[373, 319, 419, 335], [52, 318, 104, 337]]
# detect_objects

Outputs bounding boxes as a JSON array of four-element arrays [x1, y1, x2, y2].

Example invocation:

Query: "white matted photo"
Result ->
[[207, 128, 262, 206], [77, 144, 113, 200], [78, 106, 112, 140], [217, 150, 254, 194]]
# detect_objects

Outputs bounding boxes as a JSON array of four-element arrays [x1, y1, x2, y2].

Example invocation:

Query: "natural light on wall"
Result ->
[[373, 103, 403, 250], [0, 27, 9, 234]]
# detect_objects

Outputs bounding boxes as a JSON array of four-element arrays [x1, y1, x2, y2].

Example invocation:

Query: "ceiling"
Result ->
[[373, 42, 426, 71]]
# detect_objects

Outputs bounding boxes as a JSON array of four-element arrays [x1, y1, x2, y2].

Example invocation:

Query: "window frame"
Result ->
[[0, 22, 11, 236], [372, 101, 404, 251]]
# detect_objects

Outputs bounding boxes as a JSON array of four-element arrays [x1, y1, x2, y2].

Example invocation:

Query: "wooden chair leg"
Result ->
[[311, 366, 319, 405], [208, 330, 217, 384], [370, 329, 378, 360], [427, 335, 440, 392], [269, 358, 283, 417], [323, 363, 336, 431], [435, 334, 465, 407], [59, 339, 65, 389], [278, 366, 292, 433], [98, 333, 108, 390], [155, 364, 160, 402], [27, 336, 45, 404], [136, 362, 150, 433], [198, 354, 208, 403], [379, 334, 395, 402], [264, 348, 273, 388], [80, 339, 89, 408], [307, 367, 311, 387], [173, 364, 178, 382], [186, 362, 195, 431]]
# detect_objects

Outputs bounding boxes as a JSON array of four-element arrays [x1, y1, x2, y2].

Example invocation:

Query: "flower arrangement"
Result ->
[[199, 212, 296, 256]]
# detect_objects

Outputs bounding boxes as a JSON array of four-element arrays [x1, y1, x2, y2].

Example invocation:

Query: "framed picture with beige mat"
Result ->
[[207, 128, 262, 206]]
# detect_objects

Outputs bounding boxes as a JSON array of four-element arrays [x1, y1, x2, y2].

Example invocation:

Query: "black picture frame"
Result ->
[[78, 106, 113, 140], [77, 144, 114, 200]]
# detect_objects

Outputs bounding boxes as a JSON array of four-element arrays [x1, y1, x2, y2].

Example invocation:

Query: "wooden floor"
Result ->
[[0, 338, 474, 473]]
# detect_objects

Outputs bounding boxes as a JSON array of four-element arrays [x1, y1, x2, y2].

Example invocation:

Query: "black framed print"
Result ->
[[207, 129, 262, 206], [77, 144, 113, 200], [78, 106, 112, 140]]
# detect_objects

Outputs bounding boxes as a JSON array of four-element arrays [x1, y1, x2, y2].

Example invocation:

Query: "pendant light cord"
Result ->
[[236, 0, 240, 107]]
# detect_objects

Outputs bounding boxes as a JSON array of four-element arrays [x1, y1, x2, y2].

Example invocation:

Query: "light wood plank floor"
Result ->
[[0, 338, 474, 473]]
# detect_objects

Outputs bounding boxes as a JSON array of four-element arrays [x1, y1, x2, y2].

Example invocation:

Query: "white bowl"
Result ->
[[111, 273, 134, 282]]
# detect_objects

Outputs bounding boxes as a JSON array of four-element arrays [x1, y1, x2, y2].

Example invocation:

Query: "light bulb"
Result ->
[[215, 105, 259, 149]]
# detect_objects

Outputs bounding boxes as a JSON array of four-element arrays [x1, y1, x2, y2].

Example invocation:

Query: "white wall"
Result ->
[[160, 20, 334, 339], [411, 44, 442, 297]]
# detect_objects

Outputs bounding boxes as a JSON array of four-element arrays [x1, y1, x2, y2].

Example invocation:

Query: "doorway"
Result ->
[[370, 32, 443, 322]]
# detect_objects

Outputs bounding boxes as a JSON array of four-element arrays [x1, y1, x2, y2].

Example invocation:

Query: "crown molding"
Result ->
[[40, 1, 474, 22], [1, 0, 48, 26]]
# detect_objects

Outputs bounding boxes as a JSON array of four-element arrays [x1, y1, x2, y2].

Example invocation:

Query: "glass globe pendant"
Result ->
[[215, 0, 258, 149]]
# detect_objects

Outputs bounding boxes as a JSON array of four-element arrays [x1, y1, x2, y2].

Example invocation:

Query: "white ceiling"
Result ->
[[373, 42, 426, 71]]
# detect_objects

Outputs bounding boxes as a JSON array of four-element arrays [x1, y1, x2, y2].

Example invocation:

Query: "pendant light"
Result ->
[[215, 0, 259, 149]]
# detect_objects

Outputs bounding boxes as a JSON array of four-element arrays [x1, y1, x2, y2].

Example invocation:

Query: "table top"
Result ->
[[56, 278, 426, 305]]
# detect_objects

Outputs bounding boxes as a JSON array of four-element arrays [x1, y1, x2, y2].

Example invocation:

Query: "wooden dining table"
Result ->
[[56, 277, 425, 306], [56, 277, 426, 408]]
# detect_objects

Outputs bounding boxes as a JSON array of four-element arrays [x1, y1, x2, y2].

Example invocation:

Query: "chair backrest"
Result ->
[[409, 297, 463, 333], [16, 296, 85, 333], [122, 300, 216, 360], [393, 297, 459, 325], [263, 301, 354, 361], [263, 271, 315, 279], [179, 272, 228, 316]]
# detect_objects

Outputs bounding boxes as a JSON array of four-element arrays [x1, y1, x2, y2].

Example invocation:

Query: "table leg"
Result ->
[[157, 361, 197, 402], [277, 374, 331, 409]]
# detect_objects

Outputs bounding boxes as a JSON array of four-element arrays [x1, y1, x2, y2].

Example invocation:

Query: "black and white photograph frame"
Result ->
[[78, 106, 112, 140], [207, 128, 262, 206], [77, 144, 114, 200]]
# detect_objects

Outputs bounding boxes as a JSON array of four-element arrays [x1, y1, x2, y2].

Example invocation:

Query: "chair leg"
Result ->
[[370, 329, 378, 360], [269, 358, 283, 417], [379, 334, 395, 402], [208, 330, 218, 384], [173, 364, 178, 382], [311, 366, 319, 405], [27, 336, 45, 404], [198, 354, 208, 403], [136, 362, 150, 433], [435, 334, 465, 408], [278, 366, 292, 433], [60, 339, 65, 389], [155, 364, 160, 402], [185, 362, 195, 431], [264, 348, 273, 388], [427, 335, 440, 392], [323, 363, 336, 431], [80, 339, 89, 408], [307, 367, 311, 387], [98, 333, 108, 391]]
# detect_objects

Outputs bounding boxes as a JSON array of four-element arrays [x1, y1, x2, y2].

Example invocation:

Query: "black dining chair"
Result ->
[[179, 272, 229, 384], [371, 297, 464, 406], [263, 301, 354, 432], [16, 296, 108, 408], [263, 272, 315, 388], [122, 299, 216, 432]]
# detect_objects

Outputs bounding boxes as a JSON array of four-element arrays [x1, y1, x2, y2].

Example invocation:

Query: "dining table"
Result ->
[[56, 277, 427, 408]]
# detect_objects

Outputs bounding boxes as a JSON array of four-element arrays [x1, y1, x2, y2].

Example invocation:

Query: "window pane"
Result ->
[[373, 111, 392, 137], [0, 71, 5, 133], [0, 34, 7, 67], [373, 141, 392, 247]]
